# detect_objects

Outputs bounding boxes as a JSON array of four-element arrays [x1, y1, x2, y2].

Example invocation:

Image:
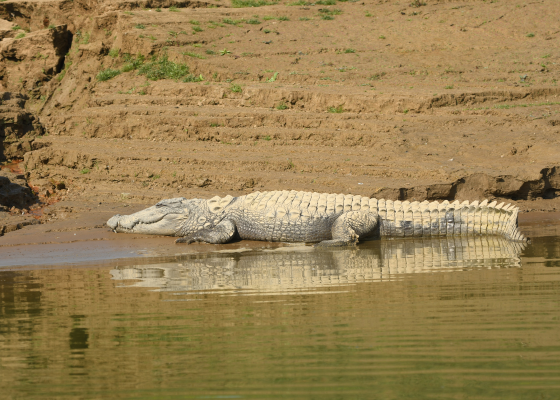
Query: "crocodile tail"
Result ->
[[502, 205, 527, 242], [371, 199, 527, 242]]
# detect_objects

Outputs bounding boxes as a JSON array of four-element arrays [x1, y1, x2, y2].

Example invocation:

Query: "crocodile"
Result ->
[[107, 190, 527, 246]]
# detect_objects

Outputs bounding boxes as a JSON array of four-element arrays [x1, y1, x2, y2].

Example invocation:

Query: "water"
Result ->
[[1, 236, 560, 399]]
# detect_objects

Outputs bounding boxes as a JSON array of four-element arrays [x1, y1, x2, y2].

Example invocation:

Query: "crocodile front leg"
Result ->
[[176, 220, 236, 244], [315, 211, 379, 247]]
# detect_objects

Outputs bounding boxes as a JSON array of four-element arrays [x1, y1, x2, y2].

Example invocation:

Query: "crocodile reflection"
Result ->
[[110, 237, 526, 294]]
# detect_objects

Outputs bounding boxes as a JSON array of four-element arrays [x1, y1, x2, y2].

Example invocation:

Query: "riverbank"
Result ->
[[1, 0, 560, 249]]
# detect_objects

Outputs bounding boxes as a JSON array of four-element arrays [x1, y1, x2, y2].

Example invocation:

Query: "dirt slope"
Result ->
[[1, 0, 560, 237]]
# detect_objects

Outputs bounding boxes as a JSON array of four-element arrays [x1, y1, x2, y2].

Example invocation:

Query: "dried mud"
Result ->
[[1, 0, 560, 241]]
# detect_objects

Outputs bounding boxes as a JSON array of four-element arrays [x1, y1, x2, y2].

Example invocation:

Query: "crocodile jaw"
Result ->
[[107, 200, 190, 236]]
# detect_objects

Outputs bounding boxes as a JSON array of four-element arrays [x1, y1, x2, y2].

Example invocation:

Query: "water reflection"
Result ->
[[111, 237, 527, 295]]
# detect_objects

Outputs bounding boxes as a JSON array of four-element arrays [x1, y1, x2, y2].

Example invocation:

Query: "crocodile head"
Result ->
[[107, 198, 207, 236]]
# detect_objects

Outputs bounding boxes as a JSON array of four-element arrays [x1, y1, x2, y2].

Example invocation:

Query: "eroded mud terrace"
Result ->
[[1, 0, 560, 238]]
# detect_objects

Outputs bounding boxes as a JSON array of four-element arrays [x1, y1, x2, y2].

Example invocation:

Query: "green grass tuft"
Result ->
[[328, 105, 344, 113], [121, 54, 145, 72], [182, 51, 206, 59], [231, 0, 277, 7], [97, 68, 121, 81], [182, 74, 204, 82], [137, 54, 191, 81]]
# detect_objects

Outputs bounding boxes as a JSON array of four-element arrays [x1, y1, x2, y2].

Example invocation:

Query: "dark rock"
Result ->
[[0, 169, 37, 209]]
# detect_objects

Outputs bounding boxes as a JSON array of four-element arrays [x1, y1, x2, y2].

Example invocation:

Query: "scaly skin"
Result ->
[[107, 190, 527, 246]]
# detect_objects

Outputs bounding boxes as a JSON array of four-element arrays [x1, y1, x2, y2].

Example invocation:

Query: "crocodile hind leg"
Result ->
[[315, 211, 379, 247], [176, 220, 236, 244]]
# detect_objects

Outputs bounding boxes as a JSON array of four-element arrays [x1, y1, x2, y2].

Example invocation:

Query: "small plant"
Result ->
[[135, 24, 145, 29], [321, 15, 334, 20], [81, 32, 90, 44], [169, 6, 179, 11], [97, 68, 121, 81], [263, 135, 271, 141], [220, 49, 231, 56], [223, 18, 237, 25], [444, 85, 454, 89], [206, 49, 216, 55], [122, 54, 145, 72], [11, 25, 21, 30], [526, 33, 535, 38], [267, 72, 279, 82], [369, 72, 386, 80], [316, 0, 336, 4], [190, 20, 200, 25], [277, 16, 290, 21], [230, 83, 242, 93], [247, 19, 261, 24], [320, 8, 342, 15], [108, 48, 120, 58], [276, 101, 288, 110], [155, 7, 161, 12], [192, 26, 203, 33], [182, 51, 206, 59], [379, 35, 386, 39], [15, 33, 25, 39], [80, 168, 90, 174], [231, 0, 276, 7], [299, 17, 310, 21], [328, 105, 344, 113], [182, 74, 204, 83], [48, 24, 56, 30], [344, 48, 356, 53], [410, 0, 426, 7], [263, 16, 275, 20], [263, 29, 271, 33]]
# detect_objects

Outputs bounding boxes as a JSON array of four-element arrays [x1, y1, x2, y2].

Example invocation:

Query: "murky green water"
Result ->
[[1, 236, 560, 399]]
